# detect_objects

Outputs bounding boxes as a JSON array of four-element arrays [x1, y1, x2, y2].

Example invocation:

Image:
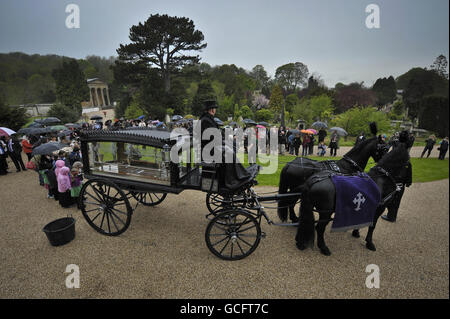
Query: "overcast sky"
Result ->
[[0, 0, 448, 87]]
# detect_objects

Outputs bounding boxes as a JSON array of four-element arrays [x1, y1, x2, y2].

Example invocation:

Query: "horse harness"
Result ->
[[371, 166, 403, 207]]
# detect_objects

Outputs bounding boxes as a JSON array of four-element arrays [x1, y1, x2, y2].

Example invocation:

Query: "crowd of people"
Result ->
[[277, 127, 340, 157], [0, 127, 84, 210]]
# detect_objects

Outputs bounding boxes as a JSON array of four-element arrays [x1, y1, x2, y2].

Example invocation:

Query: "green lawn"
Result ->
[[253, 154, 449, 186]]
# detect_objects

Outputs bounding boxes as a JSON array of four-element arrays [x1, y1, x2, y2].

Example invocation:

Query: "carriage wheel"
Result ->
[[131, 192, 167, 206], [205, 209, 262, 260], [79, 179, 132, 236], [206, 193, 244, 215]]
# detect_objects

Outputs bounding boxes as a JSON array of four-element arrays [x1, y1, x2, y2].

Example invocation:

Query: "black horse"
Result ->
[[295, 140, 411, 256], [278, 122, 387, 223]]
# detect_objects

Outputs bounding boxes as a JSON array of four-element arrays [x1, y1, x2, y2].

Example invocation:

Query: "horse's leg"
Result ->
[[365, 207, 384, 251], [289, 202, 299, 223], [296, 198, 315, 250], [315, 215, 332, 256], [352, 229, 360, 238]]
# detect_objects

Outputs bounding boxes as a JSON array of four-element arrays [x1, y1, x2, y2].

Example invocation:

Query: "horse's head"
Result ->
[[374, 135, 390, 162], [370, 144, 411, 198]]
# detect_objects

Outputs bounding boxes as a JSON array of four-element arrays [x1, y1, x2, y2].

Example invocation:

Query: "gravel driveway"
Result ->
[[0, 162, 448, 299]]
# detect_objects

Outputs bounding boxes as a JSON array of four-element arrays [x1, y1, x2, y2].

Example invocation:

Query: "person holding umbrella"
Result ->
[[329, 131, 339, 156], [318, 128, 327, 143]]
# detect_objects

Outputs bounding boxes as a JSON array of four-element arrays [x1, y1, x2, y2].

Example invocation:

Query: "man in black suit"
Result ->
[[5, 135, 26, 172], [197, 100, 220, 162]]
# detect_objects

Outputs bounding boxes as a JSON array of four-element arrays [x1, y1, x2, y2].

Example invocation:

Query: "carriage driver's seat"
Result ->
[[200, 142, 260, 194]]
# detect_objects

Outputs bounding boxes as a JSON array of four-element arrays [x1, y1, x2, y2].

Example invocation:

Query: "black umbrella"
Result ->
[[17, 127, 35, 135], [172, 115, 183, 122], [28, 122, 43, 128], [35, 117, 61, 125], [90, 115, 103, 120], [214, 117, 224, 126], [311, 121, 328, 129], [57, 130, 73, 138], [243, 119, 256, 125], [32, 141, 66, 156], [65, 123, 82, 129], [258, 121, 270, 127], [27, 127, 53, 135], [329, 127, 348, 136], [229, 121, 237, 126]]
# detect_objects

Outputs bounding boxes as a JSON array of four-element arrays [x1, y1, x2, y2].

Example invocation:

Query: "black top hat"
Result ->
[[204, 99, 219, 111]]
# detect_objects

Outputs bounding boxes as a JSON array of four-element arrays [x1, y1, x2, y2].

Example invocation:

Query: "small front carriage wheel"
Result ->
[[205, 209, 262, 260], [79, 179, 132, 236]]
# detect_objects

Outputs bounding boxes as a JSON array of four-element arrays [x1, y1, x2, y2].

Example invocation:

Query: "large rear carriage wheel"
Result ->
[[131, 192, 167, 206], [79, 179, 132, 236], [205, 209, 262, 260]]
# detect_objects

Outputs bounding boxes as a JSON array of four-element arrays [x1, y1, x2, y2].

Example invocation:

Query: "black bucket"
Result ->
[[43, 217, 76, 246]]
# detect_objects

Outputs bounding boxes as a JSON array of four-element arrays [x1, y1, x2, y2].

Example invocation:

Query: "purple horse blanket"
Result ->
[[330, 173, 381, 232]]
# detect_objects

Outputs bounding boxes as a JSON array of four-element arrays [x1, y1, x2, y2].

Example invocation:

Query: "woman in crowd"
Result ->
[[302, 133, 310, 157], [21, 136, 33, 161], [57, 166, 73, 208]]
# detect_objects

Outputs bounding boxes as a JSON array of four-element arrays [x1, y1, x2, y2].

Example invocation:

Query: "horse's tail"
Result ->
[[277, 164, 290, 222], [296, 193, 315, 249]]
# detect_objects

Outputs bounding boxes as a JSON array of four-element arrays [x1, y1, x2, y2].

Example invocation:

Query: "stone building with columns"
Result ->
[[81, 78, 111, 109]]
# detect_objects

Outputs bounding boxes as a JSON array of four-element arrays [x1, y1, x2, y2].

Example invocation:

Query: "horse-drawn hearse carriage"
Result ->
[[78, 126, 411, 260], [78, 127, 302, 260]]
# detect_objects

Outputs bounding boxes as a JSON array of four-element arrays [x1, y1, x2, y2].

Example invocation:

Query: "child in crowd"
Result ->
[[317, 142, 327, 156], [57, 166, 72, 208], [70, 161, 84, 208], [54, 159, 66, 178]]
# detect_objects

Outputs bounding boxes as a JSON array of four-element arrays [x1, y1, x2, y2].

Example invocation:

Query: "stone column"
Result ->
[[104, 87, 111, 106], [89, 88, 94, 106]]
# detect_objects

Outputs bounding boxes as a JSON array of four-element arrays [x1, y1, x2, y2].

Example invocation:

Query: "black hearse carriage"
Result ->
[[79, 127, 298, 260]]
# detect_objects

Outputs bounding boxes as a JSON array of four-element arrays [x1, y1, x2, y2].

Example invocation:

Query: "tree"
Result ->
[[401, 68, 449, 119], [51, 59, 89, 122], [47, 103, 81, 124], [418, 96, 449, 137], [117, 14, 207, 94], [252, 92, 269, 110], [333, 82, 377, 113], [239, 105, 253, 119], [269, 85, 284, 114], [0, 99, 29, 131], [191, 80, 216, 116], [330, 106, 390, 136], [250, 65, 270, 89], [308, 94, 334, 121], [255, 109, 273, 122], [124, 100, 146, 119], [285, 93, 299, 113], [372, 76, 397, 106], [275, 62, 309, 92], [430, 54, 449, 79]]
